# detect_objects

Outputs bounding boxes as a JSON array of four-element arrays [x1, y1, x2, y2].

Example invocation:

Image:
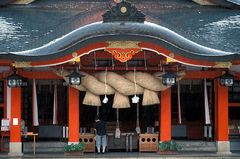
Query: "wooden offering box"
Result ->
[[80, 133, 95, 152], [139, 133, 159, 152]]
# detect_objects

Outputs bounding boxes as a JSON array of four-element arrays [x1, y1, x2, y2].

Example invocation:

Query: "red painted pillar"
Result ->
[[68, 87, 79, 144], [9, 87, 22, 156], [3, 81, 7, 118], [214, 79, 230, 154], [160, 88, 171, 142]]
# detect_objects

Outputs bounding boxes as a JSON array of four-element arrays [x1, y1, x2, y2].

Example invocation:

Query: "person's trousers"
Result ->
[[96, 135, 107, 148]]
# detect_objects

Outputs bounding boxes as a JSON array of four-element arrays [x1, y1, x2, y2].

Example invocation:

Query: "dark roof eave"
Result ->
[[1, 22, 239, 62]]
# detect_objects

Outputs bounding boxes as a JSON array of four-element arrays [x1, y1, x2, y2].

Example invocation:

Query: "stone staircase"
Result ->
[[230, 140, 240, 151], [23, 140, 240, 153], [176, 141, 216, 152], [23, 141, 65, 153], [177, 140, 240, 152], [23, 141, 216, 153]]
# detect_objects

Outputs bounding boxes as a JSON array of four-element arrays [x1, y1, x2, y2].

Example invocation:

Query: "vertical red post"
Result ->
[[9, 87, 22, 156], [68, 87, 79, 143], [3, 81, 7, 118], [214, 79, 230, 154], [160, 88, 171, 142]]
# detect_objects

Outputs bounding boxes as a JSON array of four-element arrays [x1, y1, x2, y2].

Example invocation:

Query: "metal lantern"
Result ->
[[67, 70, 85, 85], [7, 70, 24, 87], [220, 72, 234, 87], [162, 72, 177, 86]]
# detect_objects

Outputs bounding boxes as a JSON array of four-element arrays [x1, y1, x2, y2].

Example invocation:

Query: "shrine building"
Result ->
[[0, 0, 239, 156]]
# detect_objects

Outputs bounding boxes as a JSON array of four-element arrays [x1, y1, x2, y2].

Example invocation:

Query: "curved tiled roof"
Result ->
[[1, 21, 239, 62], [209, 0, 240, 8], [0, 0, 239, 62]]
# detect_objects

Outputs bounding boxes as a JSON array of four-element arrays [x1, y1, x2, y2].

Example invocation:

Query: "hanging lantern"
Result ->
[[220, 72, 234, 87], [162, 72, 177, 86], [6, 70, 24, 87], [67, 70, 85, 85]]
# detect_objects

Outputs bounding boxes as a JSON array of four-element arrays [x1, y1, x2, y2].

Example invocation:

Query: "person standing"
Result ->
[[95, 117, 107, 154]]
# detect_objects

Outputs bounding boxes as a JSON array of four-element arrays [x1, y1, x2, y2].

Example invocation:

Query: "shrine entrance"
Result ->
[[0, 1, 237, 155], [16, 47, 212, 153]]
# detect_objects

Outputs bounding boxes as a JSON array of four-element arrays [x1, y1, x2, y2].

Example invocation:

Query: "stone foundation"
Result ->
[[216, 141, 231, 154], [8, 142, 23, 156]]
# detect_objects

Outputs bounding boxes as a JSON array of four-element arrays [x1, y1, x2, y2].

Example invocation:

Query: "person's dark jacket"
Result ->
[[95, 120, 106, 136]]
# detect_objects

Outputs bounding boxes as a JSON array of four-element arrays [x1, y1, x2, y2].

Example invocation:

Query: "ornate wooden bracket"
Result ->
[[102, 1, 145, 23], [213, 62, 232, 68], [12, 62, 32, 68], [105, 41, 142, 63]]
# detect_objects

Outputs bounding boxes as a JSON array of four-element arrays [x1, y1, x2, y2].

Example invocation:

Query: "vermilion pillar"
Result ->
[[9, 87, 22, 156], [214, 79, 230, 154], [160, 88, 171, 142], [68, 87, 79, 144], [3, 81, 7, 118]]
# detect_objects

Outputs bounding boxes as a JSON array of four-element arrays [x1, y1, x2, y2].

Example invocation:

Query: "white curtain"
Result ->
[[204, 79, 211, 125], [33, 79, 39, 126], [7, 86, 11, 119], [177, 81, 182, 124], [53, 83, 58, 125]]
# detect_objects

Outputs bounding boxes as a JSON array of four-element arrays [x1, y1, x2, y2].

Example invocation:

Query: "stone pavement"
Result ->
[[1, 151, 240, 159]]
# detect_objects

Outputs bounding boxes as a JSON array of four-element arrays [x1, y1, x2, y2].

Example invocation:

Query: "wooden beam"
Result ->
[[185, 71, 223, 79], [0, 70, 61, 80], [19, 71, 61, 79], [0, 70, 227, 80], [31, 42, 109, 67], [139, 42, 216, 67], [0, 60, 12, 66], [229, 103, 240, 107]]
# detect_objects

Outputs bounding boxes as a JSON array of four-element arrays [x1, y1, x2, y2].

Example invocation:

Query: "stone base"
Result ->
[[157, 150, 177, 155], [8, 142, 23, 156], [216, 141, 231, 155], [64, 150, 83, 156]]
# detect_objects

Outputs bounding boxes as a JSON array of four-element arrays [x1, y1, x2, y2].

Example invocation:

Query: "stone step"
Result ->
[[23, 141, 65, 153], [23, 141, 65, 148], [230, 141, 240, 151], [23, 140, 239, 153], [176, 141, 216, 152]]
